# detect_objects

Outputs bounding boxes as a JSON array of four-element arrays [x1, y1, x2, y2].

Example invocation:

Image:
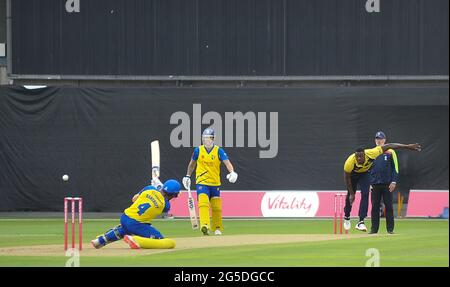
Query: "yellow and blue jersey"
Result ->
[[344, 146, 383, 173], [192, 145, 228, 186], [124, 186, 170, 223]]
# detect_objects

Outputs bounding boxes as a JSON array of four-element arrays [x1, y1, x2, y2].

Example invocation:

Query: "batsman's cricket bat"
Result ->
[[151, 140, 160, 178], [187, 187, 199, 229]]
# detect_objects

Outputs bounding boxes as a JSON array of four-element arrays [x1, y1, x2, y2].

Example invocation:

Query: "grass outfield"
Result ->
[[0, 218, 447, 267]]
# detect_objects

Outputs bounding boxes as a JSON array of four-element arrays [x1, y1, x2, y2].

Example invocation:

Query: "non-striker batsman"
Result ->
[[182, 128, 238, 235]]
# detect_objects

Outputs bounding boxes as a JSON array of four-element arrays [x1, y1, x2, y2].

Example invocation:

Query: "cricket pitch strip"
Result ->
[[0, 234, 372, 257]]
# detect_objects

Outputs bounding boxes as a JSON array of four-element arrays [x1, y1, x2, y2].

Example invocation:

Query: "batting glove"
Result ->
[[182, 176, 191, 190], [151, 177, 163, 191], [226, 171, 238, 183]]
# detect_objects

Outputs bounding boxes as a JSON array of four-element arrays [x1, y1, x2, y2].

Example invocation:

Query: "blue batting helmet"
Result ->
[[162, 179, 181, 195]]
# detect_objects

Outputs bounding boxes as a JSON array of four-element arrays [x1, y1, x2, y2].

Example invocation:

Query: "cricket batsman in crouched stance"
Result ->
[[182, 128, 238, 236], [91, 179, 181, 249]]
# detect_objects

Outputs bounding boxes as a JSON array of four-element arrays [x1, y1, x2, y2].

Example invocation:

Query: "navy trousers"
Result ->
[[344, 172, 370, 222]]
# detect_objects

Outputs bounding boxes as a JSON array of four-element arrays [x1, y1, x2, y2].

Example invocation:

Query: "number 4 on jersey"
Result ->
[[137, 203, 151, 216]]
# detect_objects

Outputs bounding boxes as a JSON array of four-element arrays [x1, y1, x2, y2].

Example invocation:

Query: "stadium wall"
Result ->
[[0, 85, 448, 211], [8, 0, 449, 78]]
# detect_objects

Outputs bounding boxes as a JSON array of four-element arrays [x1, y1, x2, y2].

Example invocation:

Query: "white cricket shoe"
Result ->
[[355, 221, 367, 232], [343, 218, 351, 231], [214, 230, 222, 236]]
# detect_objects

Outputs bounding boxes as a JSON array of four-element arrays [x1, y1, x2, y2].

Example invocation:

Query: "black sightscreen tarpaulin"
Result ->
[[0, 86, 448, 211], [10, 0, 449, 76]]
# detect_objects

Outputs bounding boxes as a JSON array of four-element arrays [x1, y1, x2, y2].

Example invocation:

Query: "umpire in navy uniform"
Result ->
[[369, 131, 399, 234]]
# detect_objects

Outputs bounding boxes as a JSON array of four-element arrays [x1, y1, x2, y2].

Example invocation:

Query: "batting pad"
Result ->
[[211, 197, 223, 231], [198, 193, 211, 229], [131, 236, 176, 249]]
